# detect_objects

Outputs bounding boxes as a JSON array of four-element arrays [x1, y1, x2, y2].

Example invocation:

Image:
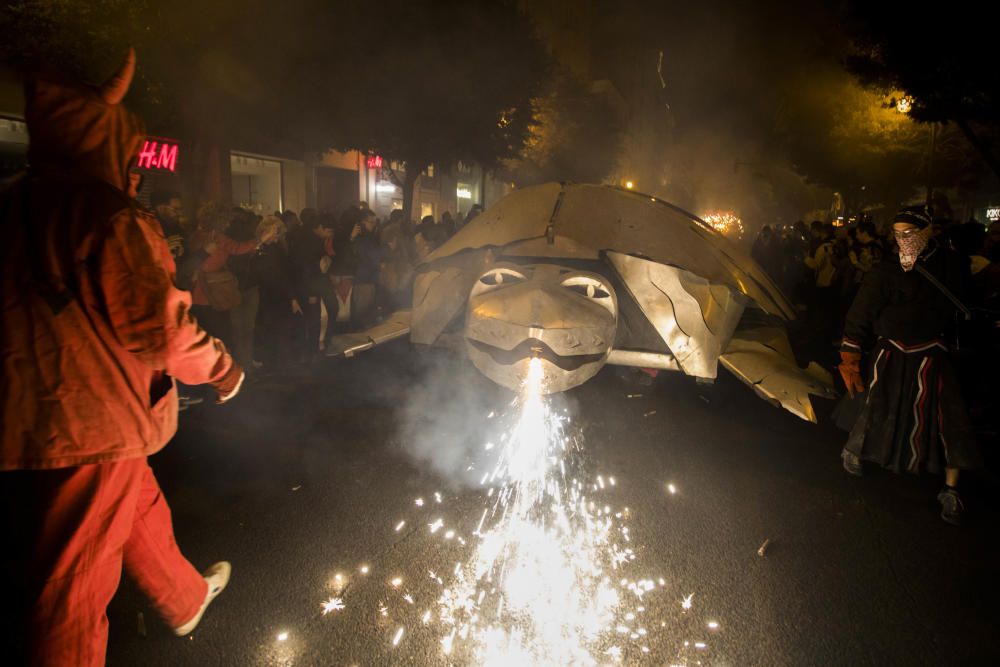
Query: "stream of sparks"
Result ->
[[319, 357, 718, 663], [435, 358, 639, 664]]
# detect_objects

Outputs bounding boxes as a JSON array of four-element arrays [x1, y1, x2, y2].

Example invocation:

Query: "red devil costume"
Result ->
[[0, 50, 243, 665]]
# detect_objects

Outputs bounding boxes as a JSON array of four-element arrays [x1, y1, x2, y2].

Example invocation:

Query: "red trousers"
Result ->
[[1, 458, 208, 666]]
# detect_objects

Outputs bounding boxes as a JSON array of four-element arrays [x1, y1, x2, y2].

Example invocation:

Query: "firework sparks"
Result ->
[[329, 356, 716, 662], [702, 211, 745, 238], [425, 358, 649, 664], [322, 597, 345, 615]]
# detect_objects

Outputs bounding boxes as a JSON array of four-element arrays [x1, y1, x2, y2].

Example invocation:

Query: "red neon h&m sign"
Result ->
[[137, 139, 179, 172], [366, 155, 383, 169]]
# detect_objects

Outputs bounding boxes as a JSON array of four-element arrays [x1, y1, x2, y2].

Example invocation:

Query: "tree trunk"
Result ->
[[955, 118, 1000, 183]]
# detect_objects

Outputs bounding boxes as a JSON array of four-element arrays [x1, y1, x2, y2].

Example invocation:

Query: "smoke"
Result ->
[[393, 346, 580, 489], [393, 348, 511, 488]]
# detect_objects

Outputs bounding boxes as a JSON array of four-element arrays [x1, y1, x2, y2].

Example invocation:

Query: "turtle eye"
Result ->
[[564, 283, 611, 299], [475, 267, 526, 292], [560, 275, 615, 315]]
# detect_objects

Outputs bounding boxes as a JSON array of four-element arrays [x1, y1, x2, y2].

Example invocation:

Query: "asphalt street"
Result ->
[[106, 342, 1000, 666]]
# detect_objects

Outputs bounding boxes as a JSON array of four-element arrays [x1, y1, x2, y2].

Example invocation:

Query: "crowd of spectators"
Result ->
[[751, 214, 1000, 435], [150, 192, 484, 386], [752, 217, 1000, 358]]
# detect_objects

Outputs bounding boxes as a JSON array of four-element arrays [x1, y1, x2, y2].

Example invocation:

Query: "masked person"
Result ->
[[838, 206, 980, 525], [0, 50, 244, 666]]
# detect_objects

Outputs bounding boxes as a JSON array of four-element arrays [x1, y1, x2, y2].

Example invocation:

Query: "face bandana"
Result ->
[[895, 227, 932, 272]]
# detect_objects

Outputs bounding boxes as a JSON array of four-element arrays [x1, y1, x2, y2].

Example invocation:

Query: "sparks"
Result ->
[[390, 577, 403, 588], [276, 631, 289, 642], [702, 211, 745, 238], [395, 520, 406, 532], [392, 627, 405, 647], [682, 593, 694, 610], [667, 483, 677, 495], [321, 597, 344, 615]]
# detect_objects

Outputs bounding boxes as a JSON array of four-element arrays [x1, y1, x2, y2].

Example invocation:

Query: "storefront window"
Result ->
[[0, 117, 28, 184], [231, 153, 282, 215]]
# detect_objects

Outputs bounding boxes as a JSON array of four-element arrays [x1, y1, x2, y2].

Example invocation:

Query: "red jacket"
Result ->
[[0, 65, 235, 470], [191, 234, 258, 306]]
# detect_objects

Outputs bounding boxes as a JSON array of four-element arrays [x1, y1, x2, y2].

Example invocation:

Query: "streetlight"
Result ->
[[891, 94, 934, 206]]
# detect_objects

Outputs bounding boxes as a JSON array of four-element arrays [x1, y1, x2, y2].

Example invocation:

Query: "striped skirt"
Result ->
[[844, 339, 980, 473]]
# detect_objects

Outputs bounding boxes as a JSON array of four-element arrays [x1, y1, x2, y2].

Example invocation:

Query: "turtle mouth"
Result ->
[[468, 337, 605, 371]]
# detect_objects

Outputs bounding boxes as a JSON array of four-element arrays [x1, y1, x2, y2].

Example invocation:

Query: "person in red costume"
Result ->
[[0, 50, 243, 665]]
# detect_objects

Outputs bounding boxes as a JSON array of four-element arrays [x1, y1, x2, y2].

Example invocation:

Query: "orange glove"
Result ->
[[211, 361, 245, 404], [838, 350, 865, 398]]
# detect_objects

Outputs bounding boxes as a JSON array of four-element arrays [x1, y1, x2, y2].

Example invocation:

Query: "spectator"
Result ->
[[413, 218, 447, 264], [0, 50, 240, 665], [751, 224, 780, 280], [288, 211, 338, 355], [151, 190, 185, 260], [838, 206, 980, 525], [378, 220, 415, 310], [440, 210, 457, 238], [460, 203, 483, 230], [804, 222, 840, 351], [225, 208, 262, 370], [779, 220, 810, 307], [254, 216, 301, 369], [351, 209, 383, 327], [189, 209, 258, 343], [849, 221, 884, 283]]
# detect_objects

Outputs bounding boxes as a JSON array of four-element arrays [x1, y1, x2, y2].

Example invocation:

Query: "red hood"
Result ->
[[24, 69, 145, 192]]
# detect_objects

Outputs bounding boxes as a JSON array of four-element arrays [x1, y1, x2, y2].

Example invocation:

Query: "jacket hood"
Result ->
[[24, 50, 145, 191]]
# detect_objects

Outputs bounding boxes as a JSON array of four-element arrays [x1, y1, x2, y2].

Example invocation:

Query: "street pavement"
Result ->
[[106, 342, 1000, 666]]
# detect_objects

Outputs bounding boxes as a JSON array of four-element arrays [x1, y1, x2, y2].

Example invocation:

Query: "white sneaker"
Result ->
[[172, 561, 232, 637]]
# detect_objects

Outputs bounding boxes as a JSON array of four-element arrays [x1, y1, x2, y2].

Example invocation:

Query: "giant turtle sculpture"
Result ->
[[329, 182, 834, 422]]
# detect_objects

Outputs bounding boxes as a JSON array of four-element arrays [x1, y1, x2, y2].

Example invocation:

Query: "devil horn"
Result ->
[[100, 48, 136, 105]]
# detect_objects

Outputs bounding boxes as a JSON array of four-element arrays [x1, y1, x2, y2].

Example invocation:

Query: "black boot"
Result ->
[[937, 488, 964, 526]]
